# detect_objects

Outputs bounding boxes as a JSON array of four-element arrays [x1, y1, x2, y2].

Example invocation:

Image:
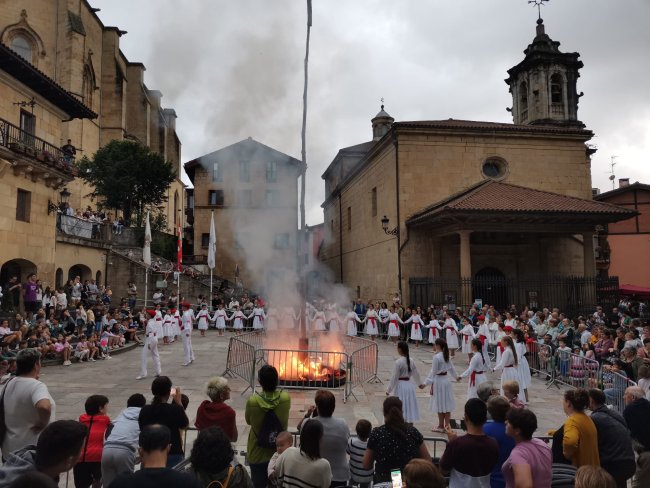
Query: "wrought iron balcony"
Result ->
[[0, 117, 77, 182]]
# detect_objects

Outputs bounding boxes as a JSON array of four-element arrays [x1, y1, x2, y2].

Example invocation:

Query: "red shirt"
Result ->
[[78, 414, 111, 462], [194, 400, 236, 439]]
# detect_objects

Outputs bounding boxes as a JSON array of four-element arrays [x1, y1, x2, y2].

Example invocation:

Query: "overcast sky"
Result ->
[[91, 0, 650, 224]]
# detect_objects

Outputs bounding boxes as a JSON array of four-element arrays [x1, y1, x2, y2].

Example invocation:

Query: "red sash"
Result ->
[[255, 314, 264, 324], [464, 334, 469, 344], [478, 334, 487, 345], [470, 371, 484, 387], [414, 321, 419, 331], [369, 317, 376, 325], [498, 344, 505, 353], [390, 320, 397, 325], [431, 327, 437, 337]]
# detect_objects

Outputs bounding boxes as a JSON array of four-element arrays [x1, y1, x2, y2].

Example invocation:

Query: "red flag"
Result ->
[[177, 225, 183, 271]]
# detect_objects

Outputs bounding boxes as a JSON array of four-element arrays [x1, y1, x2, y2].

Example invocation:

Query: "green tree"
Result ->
[[77, 140, 176, 226]]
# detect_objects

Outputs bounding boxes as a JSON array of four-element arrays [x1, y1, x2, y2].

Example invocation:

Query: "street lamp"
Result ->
[[48, 187, 71, 215], [381, 215, 398, 236]]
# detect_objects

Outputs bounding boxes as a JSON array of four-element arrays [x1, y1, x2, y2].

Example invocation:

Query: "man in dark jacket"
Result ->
[[623, 386, 650, 488], [588, 389, 636, 488]]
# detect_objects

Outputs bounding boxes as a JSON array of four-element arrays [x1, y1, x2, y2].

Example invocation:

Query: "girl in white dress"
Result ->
[[459, 318, 476, 358], [282, 307, 298, 329], [425, 318, 442, 349], [493, 321, 507, 364], [154, 305, 164, 342], [423, 338, 460, 432], [378, 302, 390, 339], [311, 309, 327, 331], [251, 305, 266, 333], [162, 310, 173, 344], [512, 328, 531, 404], [404, 308, 425, 347], [460, 339, 489, 400], [492, 336, 522, 400], [476, 320, 491, 367], [326, 308, 340, 333], [443, 313, 459, 356], [229, 306, 246, 334], [386, 341, 424, 423], [196, 304, 210, 337], [211, 304, 228, 336], [364, 304, 379, 340], [387, 306, 403, 342], [266, 307, 279, 331], [171, 308, 181, 341], [345, 308, 364, 337], [504, 312, 516, 330]]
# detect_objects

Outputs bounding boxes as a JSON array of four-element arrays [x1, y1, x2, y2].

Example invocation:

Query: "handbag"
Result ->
[[0, 377, 16, 443], [206, 466, 234, 488]]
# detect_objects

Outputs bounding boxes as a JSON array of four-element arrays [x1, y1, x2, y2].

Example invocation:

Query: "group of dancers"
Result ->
[[386, 322, 532, 432]]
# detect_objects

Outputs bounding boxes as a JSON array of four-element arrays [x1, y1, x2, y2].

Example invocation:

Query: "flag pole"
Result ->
[[143, 211, 152, 310]]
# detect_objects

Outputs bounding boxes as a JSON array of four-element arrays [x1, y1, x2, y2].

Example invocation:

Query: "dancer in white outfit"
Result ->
[[404, 309, 425, 347], [387, 306, 403, 342], [136, 310, 161, 380], [512, 328, 531, 403], [154, 305, 163, 342], [171, 308, 181, 341], [326, 308, 339, 333], [162, 310, 173, 345], [196, 303, 210, 337], [378, 303, 390, 339], [492, 336, 522, 400], [460, 339, 489, 400], [493, 322, 508, 364], [211, 304, 228, 336], [386, 341, 424, 423], [251, 305, 266, 333], [443, 314, 459, 356], [345, 308, 364, 337], [230, 306, 246, 334], [476, 320, 491, 367], [311, 309, 326, 331], [425, 318, 442, 348], [459, 319, 476, 357], [266, 307, 279, 330], [364, 304, 379, 340], [423, 338, 460, 432], [181, 303, 195, 366]]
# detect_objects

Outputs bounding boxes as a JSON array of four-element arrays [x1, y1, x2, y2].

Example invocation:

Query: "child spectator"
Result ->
[[55, 335, 72, 365], [87, 333, 100, 361], [268, 431, 293, 486], [347, 419, 374, 487], [502, 381, 525, 409], [74, 335, 91, 362], [74, 395, 111, 488], [556, 338, 572, 377]]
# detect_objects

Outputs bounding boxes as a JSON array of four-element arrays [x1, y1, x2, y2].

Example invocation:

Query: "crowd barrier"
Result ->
[[222, 335, 258, 395], [347, 337, 382, 401], [548, 350, 600, 391], [527, 342, 554, 382], [600, 368, 637, 415]]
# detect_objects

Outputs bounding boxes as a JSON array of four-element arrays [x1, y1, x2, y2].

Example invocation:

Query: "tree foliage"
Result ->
[[77, 140, 176, 226]]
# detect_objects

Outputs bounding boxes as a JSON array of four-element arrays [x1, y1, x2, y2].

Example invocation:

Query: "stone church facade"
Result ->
[[320, 19, 635, 311]]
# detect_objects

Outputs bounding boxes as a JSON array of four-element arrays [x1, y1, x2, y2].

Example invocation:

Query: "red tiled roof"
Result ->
[[394, 119, 591, 135], [407, 180, 637, 225]]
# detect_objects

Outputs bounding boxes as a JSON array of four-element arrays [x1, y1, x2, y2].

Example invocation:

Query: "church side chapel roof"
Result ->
[[407, 180, 638, 226]]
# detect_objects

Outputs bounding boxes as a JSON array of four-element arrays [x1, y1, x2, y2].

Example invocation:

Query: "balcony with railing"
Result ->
[[0, 117, 77, 183]]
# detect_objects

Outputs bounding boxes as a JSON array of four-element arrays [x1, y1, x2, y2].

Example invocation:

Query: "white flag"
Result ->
[[207, 211, 216, 270], [143, 211, 152, 267]]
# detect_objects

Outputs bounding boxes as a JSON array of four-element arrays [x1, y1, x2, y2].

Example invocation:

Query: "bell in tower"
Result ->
[[505, 17, 584, 128]]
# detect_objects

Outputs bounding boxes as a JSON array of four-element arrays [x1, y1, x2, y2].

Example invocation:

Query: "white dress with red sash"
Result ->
[[405, 313, 424, 341], [460, 352, 489, 399]]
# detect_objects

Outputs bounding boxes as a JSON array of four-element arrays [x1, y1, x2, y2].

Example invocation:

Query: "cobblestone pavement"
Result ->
[[44, 329, 568, 459]]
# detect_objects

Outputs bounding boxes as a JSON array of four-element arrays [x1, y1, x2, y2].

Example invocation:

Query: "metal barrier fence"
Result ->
[[222, 335, 258, 395], [549, 350, 600, 390], [527, 342, 554, 382], [347, 338, 382, 401], [600, 368, 637, 415]]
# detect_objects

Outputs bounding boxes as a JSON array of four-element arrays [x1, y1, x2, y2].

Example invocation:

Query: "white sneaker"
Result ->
[[182, 362, 189, 367], [136, 375, 147, 380], [90, 358, 96, 362], [63, 360, 71, 366]]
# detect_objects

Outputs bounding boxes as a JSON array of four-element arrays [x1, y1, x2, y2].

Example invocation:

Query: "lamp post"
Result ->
[[48, 187, 71, 215], [381, 215, 402, 304]]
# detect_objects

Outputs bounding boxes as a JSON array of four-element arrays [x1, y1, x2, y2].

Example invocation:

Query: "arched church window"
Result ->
[[10, 35, 32, 62], [519, 81, 528, 110], [82, 65, 94, 108], [551, 74, 563, 104]]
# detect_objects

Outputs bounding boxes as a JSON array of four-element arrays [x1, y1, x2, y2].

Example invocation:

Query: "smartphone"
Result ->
[[449, 419, 458, 429], [170, 387, 177, 396], [390, 469, 403, 488]]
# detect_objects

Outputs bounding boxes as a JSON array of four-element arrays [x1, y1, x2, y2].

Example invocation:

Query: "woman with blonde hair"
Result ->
[[194, 376, 237, 441], [574, 465, 616, 488], [403, 458, 445, 488]]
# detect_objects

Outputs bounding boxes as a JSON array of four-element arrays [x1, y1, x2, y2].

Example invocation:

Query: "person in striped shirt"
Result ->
[[347, 419, 373, 487]]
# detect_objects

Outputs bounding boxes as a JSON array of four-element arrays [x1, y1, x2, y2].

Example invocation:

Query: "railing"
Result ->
[[347, 336, 382, 401], [56, 213, 113, 241], [222, 335, 258, 395], [183, 254, 208, 265], [527, 342, 554, 381], [550, 350, 600, 390], [0, 117, 76, 175], [600, 368, 636, 415]]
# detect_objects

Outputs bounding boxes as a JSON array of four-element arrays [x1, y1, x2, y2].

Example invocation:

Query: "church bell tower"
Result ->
[[505, 17, 584, 128]]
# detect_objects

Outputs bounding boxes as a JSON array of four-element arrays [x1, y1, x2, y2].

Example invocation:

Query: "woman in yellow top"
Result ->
[[562, 388, 600, 467]]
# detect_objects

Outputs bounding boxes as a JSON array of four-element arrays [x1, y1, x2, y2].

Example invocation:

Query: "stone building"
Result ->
[[0, 1, 184, 294], [320, 18, 636, 312], [184, 138, 303, 294]]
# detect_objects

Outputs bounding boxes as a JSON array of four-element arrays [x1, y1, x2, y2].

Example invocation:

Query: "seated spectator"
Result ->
[[108, 425, 201, 488], [74, 395, 111, 488], [297, 390, 349, 487], [502, 380, 525, 409], [621, 347, 644, 382], [502, 408, 552, 488], [268, 432, 293, 487], [74, 335, 91, 362], [622, 386, 650, 487], [0, 420, 88, 486], [439, 398, 499, 487], [636, 365, 650, 399], [483, 396, 515, 488], [594, 329, 614, 361], [403, 458, 445, 488], [195, 377, 237, 441], [363, 397, 430, 484], [0, 319, 21, 349], [102, 393, 147, 487], [476, 381, 499, 405], [574, 465, 617, 488], [275, 420, 332, 488], [347, 420, 373, 488], [562, 389, 600, 468], [189, 426, 253, 487], [138, 377, 189, 468]]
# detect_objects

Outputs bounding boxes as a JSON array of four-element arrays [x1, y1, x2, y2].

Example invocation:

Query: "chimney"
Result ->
[[619, 178, 630, 188]]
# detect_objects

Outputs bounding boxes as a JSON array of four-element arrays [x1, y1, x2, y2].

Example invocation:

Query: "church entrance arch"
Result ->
[[472, 267, 508, 310], [68, 264, 92, 282]]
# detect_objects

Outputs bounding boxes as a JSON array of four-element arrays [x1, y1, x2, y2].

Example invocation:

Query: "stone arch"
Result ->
[[1, 10, 47, 67], [0, 258, 38, 312], [473, 267, 508, 310], [55, 268, 64, 289], [95, 270, 102, 285], [68, 264, 92, 282], [550, 72, 564, 104]]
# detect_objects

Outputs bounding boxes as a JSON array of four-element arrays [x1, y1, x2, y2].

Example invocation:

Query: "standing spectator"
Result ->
[[138, 377, 189, 468], [245, 365, 291, 488], [194, 376, 237, 441], [297, 390, 349, 487], [347, 420, 373, 488], [622, 386, 650, 487], [0, 349, 54, 455], [127, 282, 137, 310], [363, 396, 431, 484], [74, 395, 111, 488], [0, 420, 87, 486], [61, 139, 77, 163], [439, 398, 499, 487], [5, 277, 21, 312], [587, 389, 635, 488], [501, 408, 552, 488], [108, 425, 202, 488], [561, 389, 600, 468], [275, 420, 332, 488], [189, 426, 253, 488], [483, 396, 515, 488], [22, 274, 38, 315], [403, 459, 446, 488], [102, 394, 147, 487]]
